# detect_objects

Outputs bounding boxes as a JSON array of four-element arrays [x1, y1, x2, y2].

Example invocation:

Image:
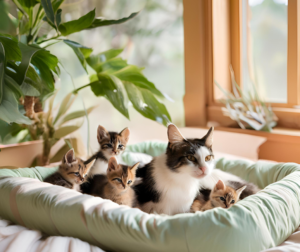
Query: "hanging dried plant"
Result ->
[[215, 66, 278, 132]]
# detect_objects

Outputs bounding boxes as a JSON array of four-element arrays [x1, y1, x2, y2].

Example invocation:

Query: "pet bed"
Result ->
[[0, 141, 299, 252]]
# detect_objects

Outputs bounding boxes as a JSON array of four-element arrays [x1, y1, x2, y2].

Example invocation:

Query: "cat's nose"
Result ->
[[199, 167, 206, 173]]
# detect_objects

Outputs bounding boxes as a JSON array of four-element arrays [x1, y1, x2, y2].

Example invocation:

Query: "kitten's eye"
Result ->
[[220, 197, 226, 202], [231, 200, 235, 204], [205, 155, 212, 162], [127, 180, 132, 184], [118, 144, 124, 149], [187, 155, 196, 162], [113, 178, 122, 183], [84, 174, 87, 177], [74, 172, 80, 176], [104, 144, 113, 148]]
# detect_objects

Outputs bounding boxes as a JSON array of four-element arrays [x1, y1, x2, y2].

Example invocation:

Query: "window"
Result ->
[[183, 0, 300, 129]]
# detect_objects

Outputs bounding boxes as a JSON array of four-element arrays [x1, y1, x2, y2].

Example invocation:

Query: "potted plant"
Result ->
[[0, 0, 171, 167]]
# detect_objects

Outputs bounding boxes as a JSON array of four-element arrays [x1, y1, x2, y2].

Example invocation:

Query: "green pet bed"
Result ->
[[0, 141, 299, 252]]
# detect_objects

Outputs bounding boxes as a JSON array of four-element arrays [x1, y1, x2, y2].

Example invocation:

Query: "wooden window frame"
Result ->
[[183, 0, 300, 129]]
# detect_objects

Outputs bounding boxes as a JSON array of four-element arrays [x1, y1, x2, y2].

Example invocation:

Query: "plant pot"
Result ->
[[0, 140, 43, 168]]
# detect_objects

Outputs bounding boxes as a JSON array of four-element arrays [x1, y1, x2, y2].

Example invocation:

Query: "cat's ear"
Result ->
[[167, 123, 186, 144], [130, 162, 140, 173], [64, 149, 77, 165], [108, 157, 118, 172], [214, 179, 225, 191], [97, 125, 109, 144], [236, 185, 247, 199], [202, 127, 214, 148], [84, 159, 96, 171], [119, 127, 130, 144]]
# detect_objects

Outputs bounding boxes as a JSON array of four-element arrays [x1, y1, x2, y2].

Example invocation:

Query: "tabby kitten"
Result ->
[[88, 157, 139, 207], [87, 125, 130, 177], [192, 180, 246, 212], [44, 149, 95, 192], [134, 124, 215, 215]]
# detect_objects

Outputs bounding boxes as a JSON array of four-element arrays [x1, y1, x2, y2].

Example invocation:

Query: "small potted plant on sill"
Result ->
[[0, 0, 171, 167]]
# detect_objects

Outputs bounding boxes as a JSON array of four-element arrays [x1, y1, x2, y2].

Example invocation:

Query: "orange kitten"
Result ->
[[88, 157, 139, 207], [191, 180, 246, 212]]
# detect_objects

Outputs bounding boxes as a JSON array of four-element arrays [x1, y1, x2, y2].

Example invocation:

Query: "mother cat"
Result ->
[[134, 124, 258, 215]]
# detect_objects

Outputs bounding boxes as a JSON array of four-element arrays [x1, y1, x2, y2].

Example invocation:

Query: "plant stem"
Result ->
[[36, 35, 60, 44], [73, 83, 91, 94]]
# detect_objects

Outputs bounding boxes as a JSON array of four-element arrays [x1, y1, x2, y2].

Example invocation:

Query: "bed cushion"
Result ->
[[0, 143, 299, 252]]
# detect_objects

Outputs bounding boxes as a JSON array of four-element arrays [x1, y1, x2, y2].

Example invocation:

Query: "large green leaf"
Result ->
[[0, 43, 5, 104], [5, 75, 23, 98], [114, 65, 164, 98], [40, 0, 55, 26], [55, 9, 62, 27], [101, 58, 128, 74], [0, 85, 32, 124], [52, 0, 64, 13], [53, 124, 82, 139], [59, 105, 96, 126], [14, 43, 41, 86], [58, 9, 95, 36], [15, 0, 39, 15], [125, 82, 171, 126], [30, 49, 59, 94], [0, 35, 21, 62], [53, 93, 77, 125], [90, 74, 129, 119], [88, 12, 139, 29], [87, 48, 123, 72], [63, 40, 92, 73]]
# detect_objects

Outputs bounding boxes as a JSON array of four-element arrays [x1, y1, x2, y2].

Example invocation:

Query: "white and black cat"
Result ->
[[134, 124, 215, 215]]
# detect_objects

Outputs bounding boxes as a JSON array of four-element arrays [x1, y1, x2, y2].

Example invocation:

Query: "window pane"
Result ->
[[242, 0, 287, 103]]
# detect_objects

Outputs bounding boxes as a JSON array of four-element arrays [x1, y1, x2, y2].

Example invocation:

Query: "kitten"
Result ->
[[88, 157, 139, 207], [198, 169, 261, 200], [86, 125, 130, 177], [191, 180, 246, 212], [134, 124, 215, 215], [44, 149, 95, 192]]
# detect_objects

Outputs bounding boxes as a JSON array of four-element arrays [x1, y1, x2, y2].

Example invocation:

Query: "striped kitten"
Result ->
[[44, 149, 95, 192], [88, 157, 139, 207], [86, 125, 130, 177], [134, 124, 215, 215], [191, 180, 246, 212]]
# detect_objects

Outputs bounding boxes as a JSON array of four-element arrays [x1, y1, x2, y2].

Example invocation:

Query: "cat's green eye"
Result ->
[[187, 155, 196, 162], [127, 180, 132, 184], [231, 200, 235, 204], [220, 197, 226, 202], [118, 144, 124, 149], [74, 172, 80, 176], [113, 178, 122, 183]]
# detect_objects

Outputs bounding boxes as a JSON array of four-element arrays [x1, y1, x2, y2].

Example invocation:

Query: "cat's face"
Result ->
[[60, 149, 95, 184], [166, 124, 215, 179], [210, 180, 246, 209], [97, 125, 130, 160], [107, 157, 139, 191]]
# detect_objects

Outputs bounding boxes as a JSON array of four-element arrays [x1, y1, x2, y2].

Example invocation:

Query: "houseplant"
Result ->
[[0, 0, 171, 166]]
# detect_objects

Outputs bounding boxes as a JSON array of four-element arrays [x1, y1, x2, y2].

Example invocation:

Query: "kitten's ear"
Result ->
[[84, 159, 96, 171], [167, 123, 186, 144], [64, 149, 77, 165], [203, 127, 214, 148], [108, 157, 118, 172], [214, 179, 225, 191], [236, 185, 247, 199], [97, 125, 109, 144], [130, 162, 140, 173], [119, 127, 130, 144]]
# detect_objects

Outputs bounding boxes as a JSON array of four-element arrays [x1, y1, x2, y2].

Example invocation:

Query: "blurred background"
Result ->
[[44, 0, 184, 152]]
